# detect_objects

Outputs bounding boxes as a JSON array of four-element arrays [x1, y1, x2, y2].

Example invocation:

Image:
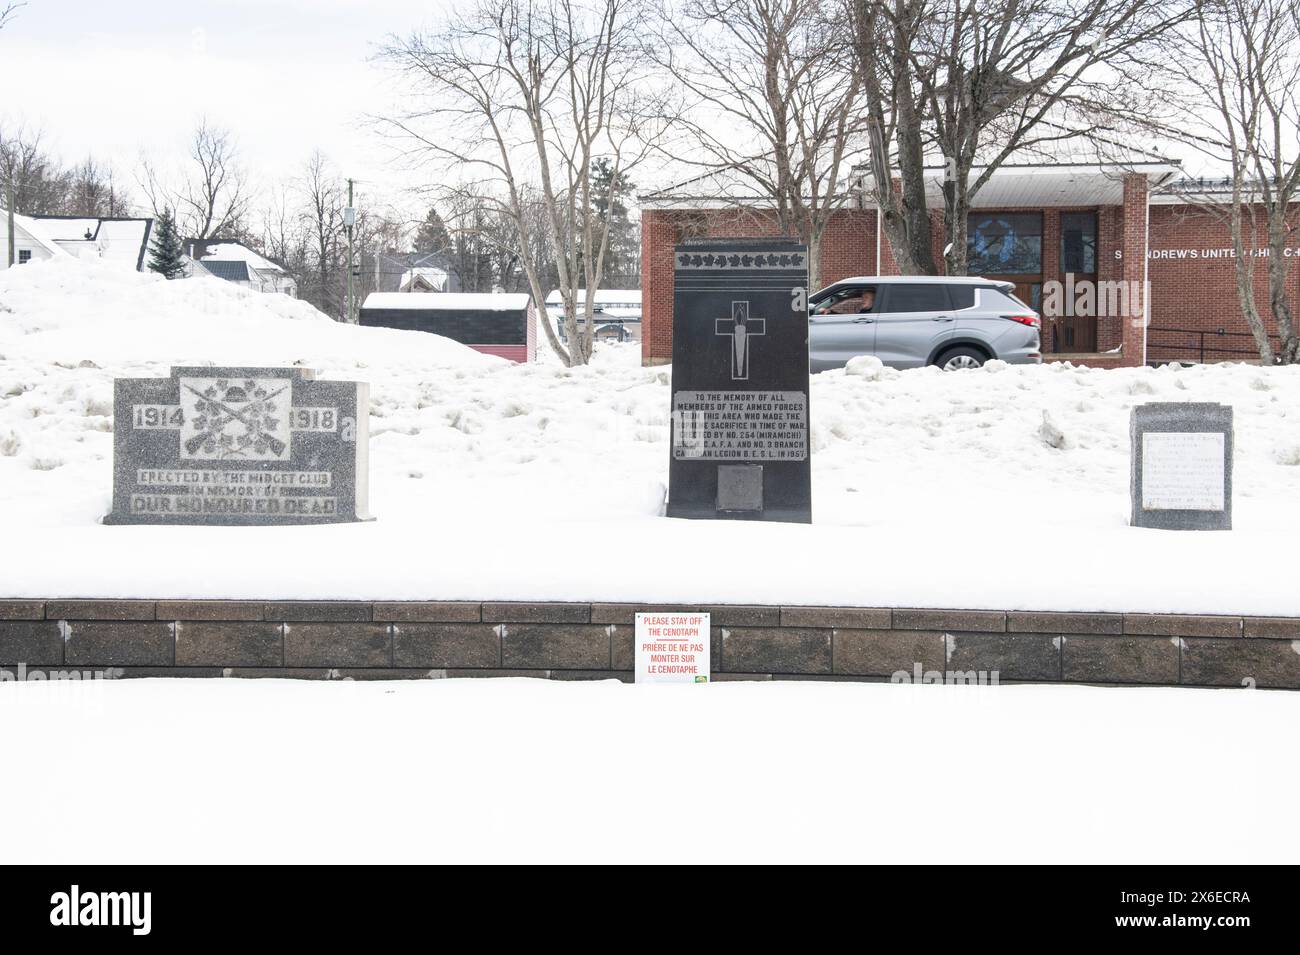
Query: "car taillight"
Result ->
[[1001, 313, 1040, 328]]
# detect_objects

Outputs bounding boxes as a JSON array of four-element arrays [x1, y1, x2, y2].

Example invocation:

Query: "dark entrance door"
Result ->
[[1056, 212, 1099, 353], [1052, 280, 1098, 352]]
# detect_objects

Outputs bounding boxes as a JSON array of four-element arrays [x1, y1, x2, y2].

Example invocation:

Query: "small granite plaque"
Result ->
[[1131, 402, 1232, 530], [103, 366, 371, 525], [668, 239, 811, 522]]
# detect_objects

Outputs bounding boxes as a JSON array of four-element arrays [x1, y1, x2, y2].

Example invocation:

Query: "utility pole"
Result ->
[[5, 174, 14, 268], [343, 178, 356, 324]]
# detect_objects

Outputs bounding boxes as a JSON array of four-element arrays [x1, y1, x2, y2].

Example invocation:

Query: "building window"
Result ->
[[967, 212, 1043, 274], [1060, 212, 1097, 274], [18, 249, 32, 265]]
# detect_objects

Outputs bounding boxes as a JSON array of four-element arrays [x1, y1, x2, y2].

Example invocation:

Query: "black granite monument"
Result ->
[[103, 366, 371, 525], [1131, 402, 1233, 530], [668, 239, 811, 522]]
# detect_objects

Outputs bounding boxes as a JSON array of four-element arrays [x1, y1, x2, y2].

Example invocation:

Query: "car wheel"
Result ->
[[938, 347, 986, 371]]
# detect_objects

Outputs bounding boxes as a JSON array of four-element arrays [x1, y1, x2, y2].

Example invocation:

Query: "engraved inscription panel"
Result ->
[[1142, 432, 1225, 511]]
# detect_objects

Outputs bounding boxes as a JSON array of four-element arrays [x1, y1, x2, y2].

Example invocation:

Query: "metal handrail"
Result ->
[[1146, 326, 1280, 364]]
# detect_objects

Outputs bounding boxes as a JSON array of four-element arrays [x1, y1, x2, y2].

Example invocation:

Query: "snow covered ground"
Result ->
[[2, 257, 1300, 614], [2, 676, 1295, 863]]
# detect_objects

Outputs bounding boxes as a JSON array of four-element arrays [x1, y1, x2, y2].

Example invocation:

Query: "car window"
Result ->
[[980, 288, 1029, 310], [884, 284, 950, 313], [948, 286, 976, 310], [812, 286, 877, 315]]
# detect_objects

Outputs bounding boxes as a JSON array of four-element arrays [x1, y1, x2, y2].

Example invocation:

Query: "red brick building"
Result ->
[[639, 159, 1300, 367]]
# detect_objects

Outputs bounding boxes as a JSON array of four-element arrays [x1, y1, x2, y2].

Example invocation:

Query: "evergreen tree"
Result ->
[[589, 158, 638, 286], [413, 205, 452, 254], [148, 207, 186, 279]]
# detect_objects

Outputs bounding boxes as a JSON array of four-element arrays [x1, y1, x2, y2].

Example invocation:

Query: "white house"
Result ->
[[398, 266, 450, 292], [544, 288, 642, 342], [0, 210, 65, 268], [0, 211, 154, 271], [37, 216, 154, 270], [184, 239, 297, 296]]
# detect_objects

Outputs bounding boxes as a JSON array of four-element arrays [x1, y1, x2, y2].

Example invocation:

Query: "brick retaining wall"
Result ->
[[3, 600, 1299, 688]]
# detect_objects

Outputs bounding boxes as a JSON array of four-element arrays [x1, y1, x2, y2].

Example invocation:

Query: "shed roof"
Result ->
[[362, 292, 531, 311]]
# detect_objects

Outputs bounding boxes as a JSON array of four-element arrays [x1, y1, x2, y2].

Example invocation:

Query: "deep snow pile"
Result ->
[[3, 677, 1297, 863], [2, 257, 1299, 612], [0, 255, 498, 368]]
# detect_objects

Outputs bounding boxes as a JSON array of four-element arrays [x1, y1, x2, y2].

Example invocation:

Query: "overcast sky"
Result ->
[[0, 0, 1219, 219], [0, 0, 450, 200]]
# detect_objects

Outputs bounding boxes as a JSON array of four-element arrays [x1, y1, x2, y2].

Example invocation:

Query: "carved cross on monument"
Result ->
[[715, 301, 766, 381]]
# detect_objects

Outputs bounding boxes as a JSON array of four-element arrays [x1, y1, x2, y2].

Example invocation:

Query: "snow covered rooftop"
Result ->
[[544, 289, 642, 307], [0, 209, 68, 258], [362, 292, 532, 311], [32, 216, 154, 271], [32, 217, 101, 241], [93, 219, 154, 270], [192, 239, 288, 276], [400, 266, 449, 290], [641, 123, 1182, 210]]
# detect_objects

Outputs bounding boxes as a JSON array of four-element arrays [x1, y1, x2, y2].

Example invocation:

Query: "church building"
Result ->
[[639, 143, 1299, 368]]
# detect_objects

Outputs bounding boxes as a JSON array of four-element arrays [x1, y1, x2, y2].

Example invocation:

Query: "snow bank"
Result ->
[[0, 256, 500, 367], [2, 677, 1296, 863], [2, 256, 1299, 614]]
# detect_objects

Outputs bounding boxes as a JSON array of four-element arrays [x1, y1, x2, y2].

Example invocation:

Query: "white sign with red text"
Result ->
[[634, 612, 711, 684]]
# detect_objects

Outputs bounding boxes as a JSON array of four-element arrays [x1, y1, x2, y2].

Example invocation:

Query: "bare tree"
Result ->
[[436, 188, 516, 292], [0, 3, 24, 32], [259, 184, 306, 274], [851, 1, 936, 273], [252, 155, 404, 321], [295, 151, 347, 319], [1168, 0, 1300, 363], [66, 157, 130, 217], [656, 0, 865, 289], [850, 0, 1192, 275], [140, 120, 251, 240], [380, 0, 666, 366], [0, 125, 67, 215]]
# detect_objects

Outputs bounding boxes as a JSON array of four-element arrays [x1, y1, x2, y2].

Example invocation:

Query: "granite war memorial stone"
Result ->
[[1130, 402, 1233, 531], [103, 366, 371, 525], [668, 239, 811, 522]]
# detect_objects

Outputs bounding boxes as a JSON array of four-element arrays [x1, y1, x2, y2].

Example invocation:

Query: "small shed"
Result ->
[[359, 292, 537, 362]]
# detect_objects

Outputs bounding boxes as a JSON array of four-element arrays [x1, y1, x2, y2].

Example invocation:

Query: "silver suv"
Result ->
[[808, 276, 1042, 372]]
